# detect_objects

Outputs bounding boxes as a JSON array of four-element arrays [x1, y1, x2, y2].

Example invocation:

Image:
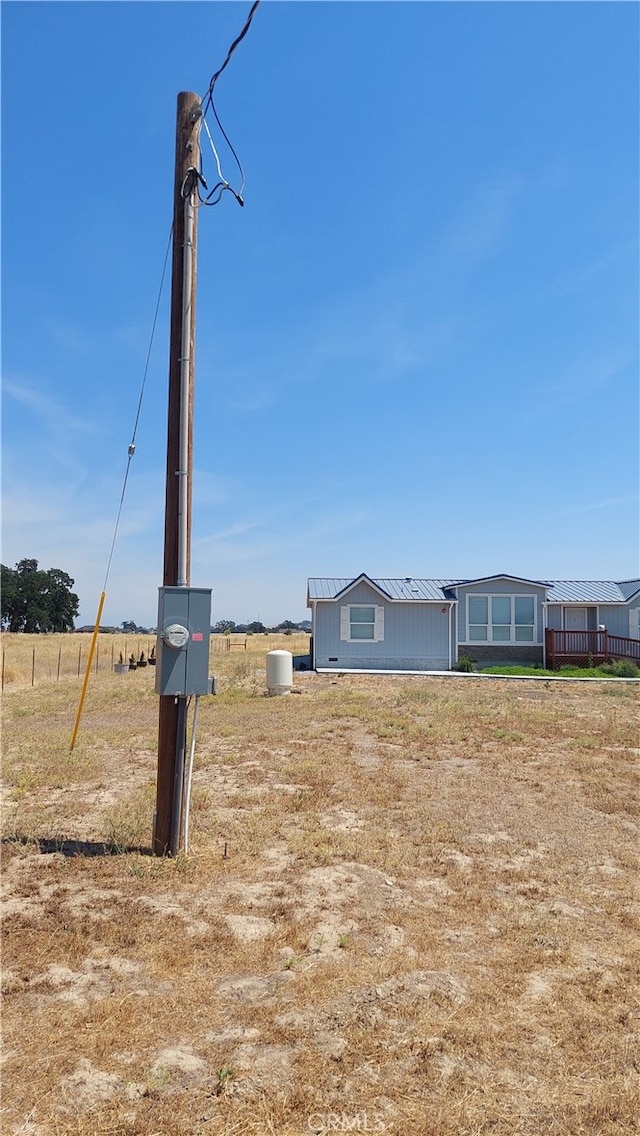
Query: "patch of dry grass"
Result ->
[[1, 653, 639, 1134]]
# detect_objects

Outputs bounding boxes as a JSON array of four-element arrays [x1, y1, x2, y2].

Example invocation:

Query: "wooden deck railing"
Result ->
[[545, 628, 640, 669]]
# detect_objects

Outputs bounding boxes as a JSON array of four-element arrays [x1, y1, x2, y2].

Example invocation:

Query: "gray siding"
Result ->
[[314, 582, 451, 671], [546, 606, 563, 630], [598, 605, 628, 637]]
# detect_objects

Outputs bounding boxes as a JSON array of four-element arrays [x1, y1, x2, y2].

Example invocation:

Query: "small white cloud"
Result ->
[[446, 173, 522, 263], [3, 377, 94, 435], [547, 495, 638, 520]]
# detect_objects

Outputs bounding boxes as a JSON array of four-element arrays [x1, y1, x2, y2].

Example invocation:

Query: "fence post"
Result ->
[[57, 646, 62, 682], [78, 645, 82, 677], [32, 646, 36, 687], [1, 650, 4, 691]]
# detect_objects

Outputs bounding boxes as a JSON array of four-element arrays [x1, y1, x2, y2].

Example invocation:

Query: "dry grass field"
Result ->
[[2, 632, 639, 1135]]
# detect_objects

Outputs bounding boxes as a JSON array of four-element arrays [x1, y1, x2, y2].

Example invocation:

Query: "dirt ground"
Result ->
[[1, 650, 639, 1135]]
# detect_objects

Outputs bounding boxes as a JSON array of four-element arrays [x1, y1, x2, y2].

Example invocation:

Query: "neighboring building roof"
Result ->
[[307, 576, 640, 606]]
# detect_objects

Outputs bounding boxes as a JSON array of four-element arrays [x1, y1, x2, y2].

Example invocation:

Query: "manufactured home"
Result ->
[[307, 573, 640, 671]]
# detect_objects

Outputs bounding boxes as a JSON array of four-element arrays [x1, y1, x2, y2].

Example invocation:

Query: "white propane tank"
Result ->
[[266, 650, 293, 696]]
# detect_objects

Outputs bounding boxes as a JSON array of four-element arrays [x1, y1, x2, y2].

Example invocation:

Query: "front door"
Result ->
[[564, 607, 596, 631]]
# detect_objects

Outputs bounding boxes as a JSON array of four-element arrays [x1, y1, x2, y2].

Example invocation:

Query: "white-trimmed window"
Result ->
[[340, 604, 384, 642], [467, 595, 535, 643]]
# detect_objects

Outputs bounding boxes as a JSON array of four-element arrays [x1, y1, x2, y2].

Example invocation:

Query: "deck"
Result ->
[[545, 628, 640, 670]]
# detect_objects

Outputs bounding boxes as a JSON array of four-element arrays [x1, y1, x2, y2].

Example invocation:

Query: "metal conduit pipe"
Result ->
[[170, 697, 188, 856], [177, 181, 197, 588], [182, 695, 200, 854]]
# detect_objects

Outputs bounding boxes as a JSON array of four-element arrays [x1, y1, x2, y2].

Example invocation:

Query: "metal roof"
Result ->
[[307, 578, 360, 600], [448, 573, 549, 588], [545, 580, 639, 603], [307, 576, 639, 605], [374, 578, 457, 601], [616, 579, 640, 601], [307, 577, 461, 602]]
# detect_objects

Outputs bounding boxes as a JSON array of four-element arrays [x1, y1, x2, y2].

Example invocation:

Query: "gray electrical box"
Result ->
[[155, 586, 212, 696]]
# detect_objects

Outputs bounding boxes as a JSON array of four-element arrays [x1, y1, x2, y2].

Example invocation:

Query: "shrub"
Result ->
[[453, 654, 475, 673], [599, 659, 640, 678]]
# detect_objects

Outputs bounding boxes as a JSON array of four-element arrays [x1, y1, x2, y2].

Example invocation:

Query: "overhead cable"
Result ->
[[199, 0, 260, 208], [203, 0, 260, 111]]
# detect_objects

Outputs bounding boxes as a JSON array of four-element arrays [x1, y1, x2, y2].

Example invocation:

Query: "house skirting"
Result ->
[[315, 656, 449, 672], [459, 644, 544, 668]]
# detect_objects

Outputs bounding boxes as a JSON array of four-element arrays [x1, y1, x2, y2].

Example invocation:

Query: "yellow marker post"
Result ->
[[70, 591, 105, 751]]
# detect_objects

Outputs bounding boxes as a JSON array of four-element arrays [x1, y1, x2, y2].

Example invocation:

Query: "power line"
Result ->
[[203, 0, 260, 110], [199, 0, 261, 207]]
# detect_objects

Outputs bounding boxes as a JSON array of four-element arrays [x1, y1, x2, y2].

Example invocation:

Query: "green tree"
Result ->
[[213, 620, 236, 634], [0, 564, 21, 630], [1, 559, 80, 632]]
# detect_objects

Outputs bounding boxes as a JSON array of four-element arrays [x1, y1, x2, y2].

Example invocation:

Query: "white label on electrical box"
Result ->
[[163, 623, 190, 649]]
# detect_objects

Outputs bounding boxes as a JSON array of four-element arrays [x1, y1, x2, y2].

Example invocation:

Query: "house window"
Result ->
[[350, 605, 376, 639], [340, 605, 385, 642], [467, 595, 535, 643]]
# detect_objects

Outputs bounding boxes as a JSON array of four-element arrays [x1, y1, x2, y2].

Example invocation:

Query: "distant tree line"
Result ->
[[212, 619, 310, 635], [83, 620, 310, 635], [0, 560, 311, 637], [119, 620, 153, 635], [1, 559, 79, 633]]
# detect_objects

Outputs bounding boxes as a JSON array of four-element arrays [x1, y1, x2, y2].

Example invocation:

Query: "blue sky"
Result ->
[[2, 1, 638, 627]]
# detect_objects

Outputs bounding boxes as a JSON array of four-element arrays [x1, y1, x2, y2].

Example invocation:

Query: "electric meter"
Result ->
[[163, 623, 190, 649]]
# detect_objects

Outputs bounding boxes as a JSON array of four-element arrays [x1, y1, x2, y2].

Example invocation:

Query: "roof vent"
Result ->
[[405, 577, 412, 582]]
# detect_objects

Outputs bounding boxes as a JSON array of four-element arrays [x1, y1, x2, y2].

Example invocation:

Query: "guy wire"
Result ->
[[102, 224, 173, 593]]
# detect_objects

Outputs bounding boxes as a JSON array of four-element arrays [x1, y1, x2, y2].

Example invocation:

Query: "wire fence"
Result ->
[[1, 636, 156, 690], [1, 633, 310, 690]]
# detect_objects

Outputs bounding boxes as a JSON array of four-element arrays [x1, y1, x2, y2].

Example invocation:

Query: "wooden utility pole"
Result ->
[[154, 92, 202, 856]]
